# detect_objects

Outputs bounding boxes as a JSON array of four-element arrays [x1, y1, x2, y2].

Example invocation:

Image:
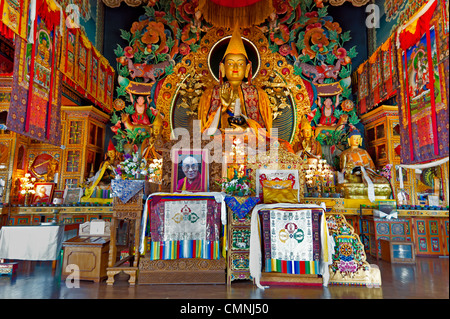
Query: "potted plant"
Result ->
[[216, 175, 254, 197]]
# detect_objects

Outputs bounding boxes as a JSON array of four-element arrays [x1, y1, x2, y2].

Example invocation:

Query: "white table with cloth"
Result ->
[[0, 225, 64, 261]]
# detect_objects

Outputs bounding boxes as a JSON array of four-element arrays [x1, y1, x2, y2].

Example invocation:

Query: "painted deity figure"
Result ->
[[198, 27, 272, 136], [121, 92, 152, 130], [318, 94, 339, 126], [130, 92, 151, 126]]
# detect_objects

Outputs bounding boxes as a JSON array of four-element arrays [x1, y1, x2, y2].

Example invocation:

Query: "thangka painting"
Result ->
[[90, 47, 100, 100], [398, 23, 449, 164], [6, 4, 62, 146], [76, 32, 90, 90], [369, 50, 381, 109], [380, 35, 398, 100], [0, 0, 29, 40], [357, 62, 369, 114], [63, 27, 77, 79]]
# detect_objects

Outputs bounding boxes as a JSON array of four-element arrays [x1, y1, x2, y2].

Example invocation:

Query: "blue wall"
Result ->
[[328, 2, 369, 70]]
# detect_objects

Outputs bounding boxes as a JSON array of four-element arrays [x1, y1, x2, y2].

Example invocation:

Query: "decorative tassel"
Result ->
[[198, 0, 274, 29]]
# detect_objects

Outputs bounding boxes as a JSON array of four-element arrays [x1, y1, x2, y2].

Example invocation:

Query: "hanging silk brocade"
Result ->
[[368, 49, 382, 110], [90, 47, 100, 102], [397, 0, 449, 164], [0, 0, 29, 40], [380, 35, 398, 101], [6, 0, 62, 146], [356, 62, 369, 115]]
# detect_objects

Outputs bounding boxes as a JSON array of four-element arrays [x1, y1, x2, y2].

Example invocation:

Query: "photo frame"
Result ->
[[53, 190, 64, 199], [171, 149, 208, 193], [31, 182, 55, 205], [52, 190, 64, 204], [63, 187, 84, 205]]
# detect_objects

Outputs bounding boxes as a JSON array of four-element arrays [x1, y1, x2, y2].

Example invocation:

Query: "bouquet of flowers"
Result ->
[[378, 164, 393, 181], [216, 175, 254, 196], [115, 151, 149, 180], [147, 158, 163, 183]]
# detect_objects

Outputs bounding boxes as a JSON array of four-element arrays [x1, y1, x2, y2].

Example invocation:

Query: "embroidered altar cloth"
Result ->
[[140, 193, 226, 260], [111, 179, 145, 203]]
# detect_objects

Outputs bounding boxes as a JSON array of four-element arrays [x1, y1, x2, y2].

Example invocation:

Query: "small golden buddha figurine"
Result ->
[[295, 116, 322, 161], [198, 26, 272, 136], [141, 112, 165, 161]]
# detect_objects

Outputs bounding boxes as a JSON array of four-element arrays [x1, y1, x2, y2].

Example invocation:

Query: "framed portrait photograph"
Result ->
[[63, 187, 84, 205], [31, 182, 55, 205], [171, 149, 208, 193]]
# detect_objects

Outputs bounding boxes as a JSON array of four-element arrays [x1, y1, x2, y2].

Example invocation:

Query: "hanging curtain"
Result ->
[[396, 0, 448, 164], [397, 0, 438, 51], [198, 0, 274, 28], [6, 0, 63, 146]]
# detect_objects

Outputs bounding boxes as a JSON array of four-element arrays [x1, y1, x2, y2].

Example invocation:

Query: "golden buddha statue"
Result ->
[[295, 116, 322, 161], [338, 127, 391, 201], [340, 128, 376, 183], [198, 27, 272, 136]]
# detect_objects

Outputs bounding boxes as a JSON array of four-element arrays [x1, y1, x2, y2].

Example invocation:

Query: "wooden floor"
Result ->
[[0, 256, 448, 300]]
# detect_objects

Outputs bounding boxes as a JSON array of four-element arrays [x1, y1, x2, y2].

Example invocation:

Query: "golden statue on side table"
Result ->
[[338, 127, 391, 201]]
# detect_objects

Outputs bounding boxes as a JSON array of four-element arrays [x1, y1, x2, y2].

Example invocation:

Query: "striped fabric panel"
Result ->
[[150, 240, 220, 260], [265, 259, 320, 275]]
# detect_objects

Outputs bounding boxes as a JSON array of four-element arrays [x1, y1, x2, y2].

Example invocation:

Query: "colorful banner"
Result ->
[[164, 200, 208, 242], [63, 27, 77, 80], [76, 31, 90, 92], [0, 0, 29, 39], [357, 62, 369, 114], [60, 25, 114, 113], [397, 0, 449, 164], [90, 46, 100, 100], [369, 49, 382, 109], [380, 35, 398, 100], [6, 0, 62, 146]]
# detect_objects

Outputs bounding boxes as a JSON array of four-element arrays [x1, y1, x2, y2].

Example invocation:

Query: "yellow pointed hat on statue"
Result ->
[[223, 25, 248, 60]]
